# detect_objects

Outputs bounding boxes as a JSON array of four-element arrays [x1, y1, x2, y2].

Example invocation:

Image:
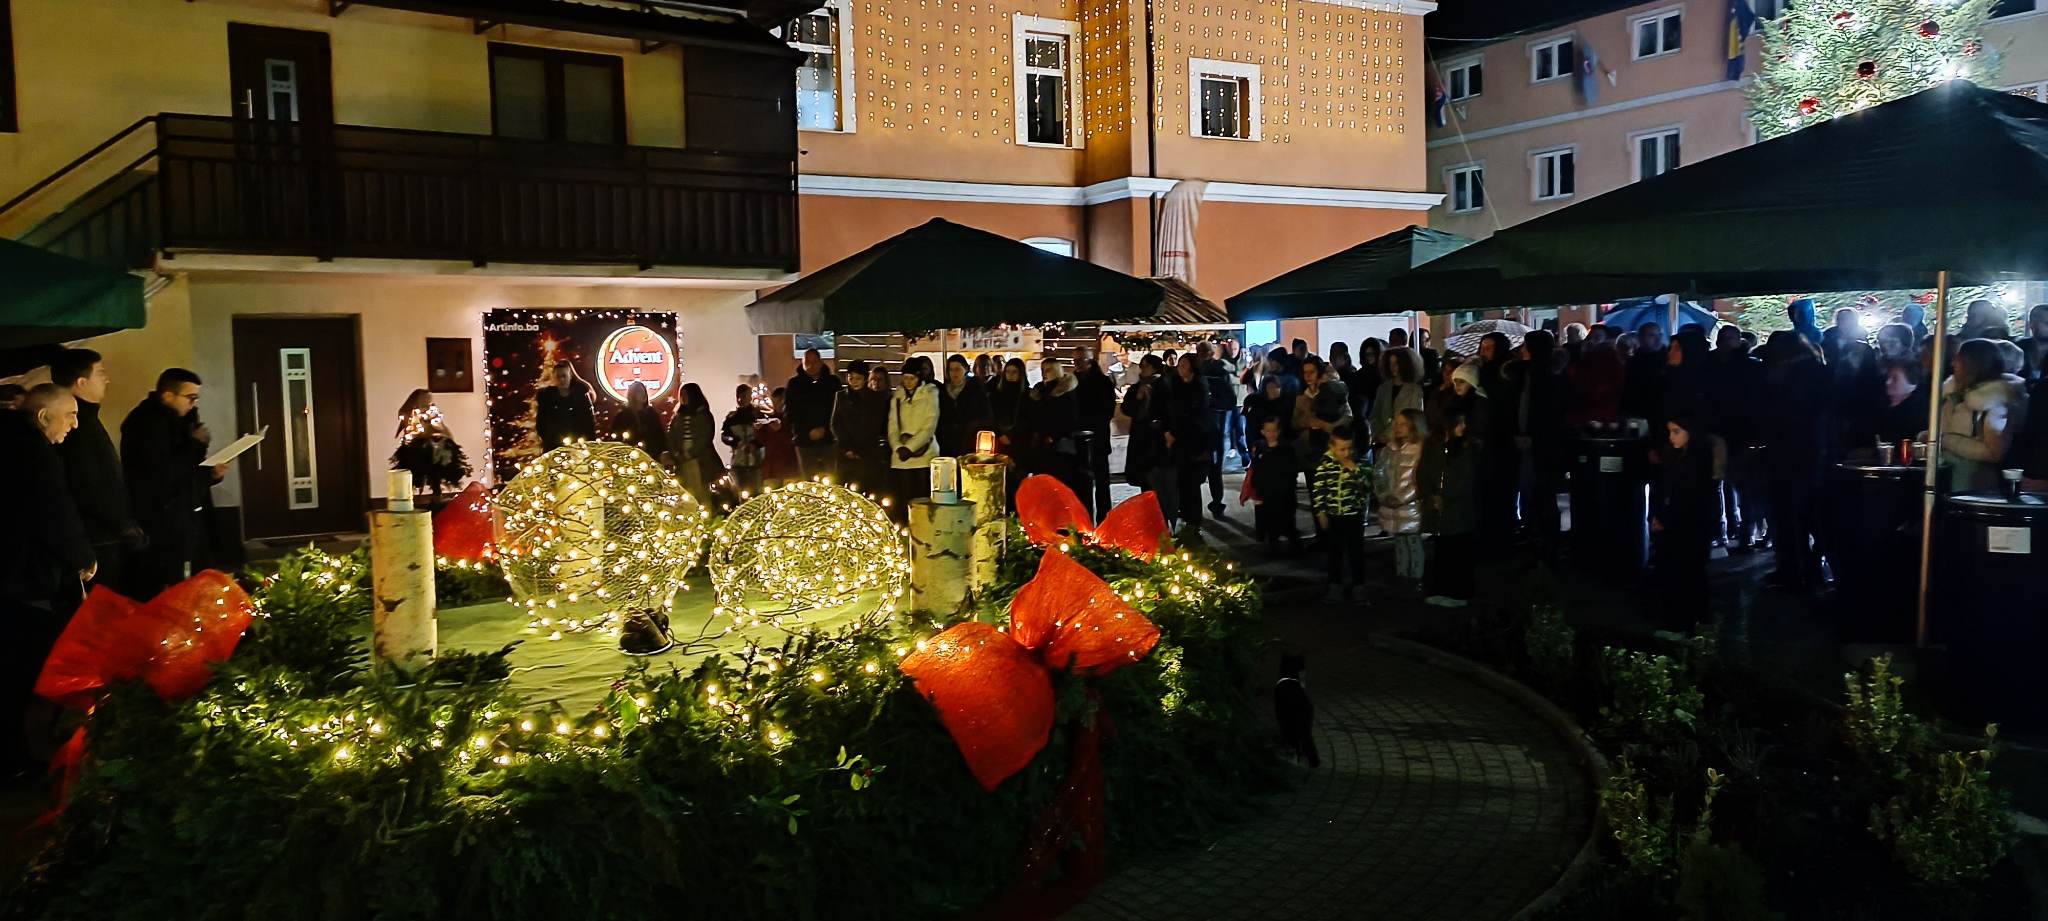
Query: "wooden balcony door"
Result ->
[[228, 23, 333, 127], [232, 317, 368, 539]]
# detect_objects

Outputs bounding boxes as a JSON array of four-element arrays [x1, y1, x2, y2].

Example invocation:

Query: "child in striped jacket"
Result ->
[[1311, 426, 1372, 604]]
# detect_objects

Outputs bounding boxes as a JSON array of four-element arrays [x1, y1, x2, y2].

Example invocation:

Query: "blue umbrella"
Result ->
[[1600, 295, 1717, 335]]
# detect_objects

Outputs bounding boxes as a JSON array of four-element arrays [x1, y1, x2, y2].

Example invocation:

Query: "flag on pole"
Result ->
[[1726, 0, 1759, 81], [1431, 80, 1448, 127]]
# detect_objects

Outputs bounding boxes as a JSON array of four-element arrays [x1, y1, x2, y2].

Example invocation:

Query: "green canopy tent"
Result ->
[[1224, 225, 1474, 321], [1403, 81, 2048, 647], [1386, 236, 1683, 313], [746, 218, 1165, 335], [0, 238, 147, 375]]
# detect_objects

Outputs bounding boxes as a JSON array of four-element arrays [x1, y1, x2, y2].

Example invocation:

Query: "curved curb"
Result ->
[[1365, 634, 1609, 921]]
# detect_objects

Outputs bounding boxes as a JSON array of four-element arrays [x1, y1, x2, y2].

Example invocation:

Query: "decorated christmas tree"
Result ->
[[1750, 0, 2001, 141]]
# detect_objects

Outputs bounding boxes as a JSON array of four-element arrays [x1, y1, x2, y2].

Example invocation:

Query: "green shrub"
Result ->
[[1600, 647, 1704, 740], [1843, 653, 1928, 778], [1600, 761, 1722, 879], [1870, 726, 2014, 886]]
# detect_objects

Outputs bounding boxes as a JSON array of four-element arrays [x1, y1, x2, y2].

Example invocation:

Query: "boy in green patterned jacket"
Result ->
[[1311, 426, 1372, 604]]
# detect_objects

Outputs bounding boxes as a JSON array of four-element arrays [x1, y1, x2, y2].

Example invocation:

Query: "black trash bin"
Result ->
[[1824, 463, 1938, 642], [1937, 491, 2048, 727], [1568, 434, 1649, 573]]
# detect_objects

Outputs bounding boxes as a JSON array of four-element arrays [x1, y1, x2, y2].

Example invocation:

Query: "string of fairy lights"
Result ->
[[794, 0, 1413, 146], [232, 533, 1247, 770], [706, 479, 912, 631]]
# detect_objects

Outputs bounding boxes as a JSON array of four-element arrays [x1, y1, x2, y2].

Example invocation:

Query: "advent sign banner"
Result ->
[[483, 309, 681, 484]]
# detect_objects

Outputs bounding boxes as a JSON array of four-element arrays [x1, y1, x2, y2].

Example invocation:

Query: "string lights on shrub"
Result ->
[[494, 441, 711, 636]]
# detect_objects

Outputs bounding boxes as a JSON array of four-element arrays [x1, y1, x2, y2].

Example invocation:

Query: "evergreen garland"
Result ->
[[1750, 0, 2000, 141]]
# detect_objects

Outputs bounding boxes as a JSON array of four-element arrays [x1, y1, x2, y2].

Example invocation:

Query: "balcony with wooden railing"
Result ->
[[4, 113, 801, 275]]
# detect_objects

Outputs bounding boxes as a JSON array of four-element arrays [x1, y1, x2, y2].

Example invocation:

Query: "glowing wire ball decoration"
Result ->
[[707, 480, 909, 630], [493, 441, 710, 634]]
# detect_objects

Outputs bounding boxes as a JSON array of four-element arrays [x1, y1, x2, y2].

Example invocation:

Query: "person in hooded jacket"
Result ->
[[1940, 338, 2028, 493], [1787, 298, 1824, 351]]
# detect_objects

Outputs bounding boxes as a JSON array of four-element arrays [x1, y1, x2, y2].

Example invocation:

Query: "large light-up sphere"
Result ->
[[494, 441, 709, 632], [707, 480, 908, 629]]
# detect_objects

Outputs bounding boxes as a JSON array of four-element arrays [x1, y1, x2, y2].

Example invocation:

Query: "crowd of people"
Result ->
[[1229, 298, 2048, 616], [1, 351, 227, 774]]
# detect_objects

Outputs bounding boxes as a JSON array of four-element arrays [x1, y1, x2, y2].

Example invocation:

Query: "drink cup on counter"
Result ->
[[2004, 468, 2025, 501]]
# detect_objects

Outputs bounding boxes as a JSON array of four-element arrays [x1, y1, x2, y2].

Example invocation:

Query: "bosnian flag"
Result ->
[[1726, 0, 1759, 81], [1431, 81, 1448, 127]]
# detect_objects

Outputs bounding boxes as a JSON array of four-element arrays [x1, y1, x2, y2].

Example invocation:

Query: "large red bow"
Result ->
[[37, 570, 256, 707], [433, 481, 497, 562], [900, 549, 1159, 790], [1014, 475, 1169, 560]]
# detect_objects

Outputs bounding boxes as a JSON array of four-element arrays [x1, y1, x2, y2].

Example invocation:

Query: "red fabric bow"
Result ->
[[1014, 475, 1169, 560], [433, 481, 497, 562], [36, 570, 256, 708], [900, 549, 1160, 790]]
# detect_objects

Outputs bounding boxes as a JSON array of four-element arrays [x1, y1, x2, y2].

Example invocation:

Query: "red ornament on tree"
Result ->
[[1965, 39, 1983, 56], [1857, 60, 1877, 79], [1831, 10, 1855, 28], [1917, 20, 1940, 39], [1798, 97, 1821, 116]]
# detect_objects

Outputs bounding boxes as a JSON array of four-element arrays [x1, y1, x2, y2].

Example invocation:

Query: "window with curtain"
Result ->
[[489, 43, 625, 144]]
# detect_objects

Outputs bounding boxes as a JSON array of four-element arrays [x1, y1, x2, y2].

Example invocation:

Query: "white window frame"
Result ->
[[1529, 34, 1575, 84], [1012, 15, 1083, 149], [1444, 162, 1485, 214], [1023, 237, 1076, 257], [1531, 145, 1576, 201], [1629, 126, 1681, 181], [1189, 58, 1261, 141], [781, 0, 857, 133], [1442, 56, 1482, 102], [1628, 6, 1684, 61]]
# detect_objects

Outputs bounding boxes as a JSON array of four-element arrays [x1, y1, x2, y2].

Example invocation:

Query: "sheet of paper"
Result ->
[[1987, 526, 2032, 555], [200, 427, 267, 467]]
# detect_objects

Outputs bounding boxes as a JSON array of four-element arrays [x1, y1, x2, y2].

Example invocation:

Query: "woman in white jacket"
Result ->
[[889, 355, 941, 518], [1940, 338, 2029, 493]]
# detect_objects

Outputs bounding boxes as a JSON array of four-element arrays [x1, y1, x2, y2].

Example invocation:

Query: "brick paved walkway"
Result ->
[[1066, 475, 1596, 921]]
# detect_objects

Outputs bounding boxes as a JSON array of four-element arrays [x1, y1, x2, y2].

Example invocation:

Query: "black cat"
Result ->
[[1274, 652, 1319, 767]]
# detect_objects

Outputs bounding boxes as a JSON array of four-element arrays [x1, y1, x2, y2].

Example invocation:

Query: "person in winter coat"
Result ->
[[1758, 333, 1830, 590], [1662, 329, 1713, 428], [1025, 357, 1085, 499], [1165, 354, 1217, 532], [1877, 359, 1931, 445], [1310, 425, 1371, 603], [1956, 299, 2014, 343], [1349, 338, 1384, 428], [723, 385, 766, 497], [1370, 348, 1425, 452], [1517, 330, 1568, 557], [1787, 298, 1824, 350], [1420, 406, 1479, 608], [888, 356, 942, 519], [1707, 326, 1766, 548], [1374, 409, 1426, 594], [1621, 322, 1668, 425], [1243, 375, 1296, 445], [663, 383, 724, 507], [1940, 338, 2029, 493], [786, 348, 843, 480], [1248, 415, 1302, 552], [988, 358, 1032, 457], [1293, 357, 1352, 519], [1197, 341, 1238, 513], [1074, 352, 1119, 516], [1652, 416, 1717, 628], [1, 385, 97, 773], [1476, 333, 1522, 545], [1122, 355, 1169, 501], [1568, 340, 1626, 429], [830, 361, 891, 497], [535, 361, 597, 450], [758, 388, 801, 486], [50, 348, 140, 595], [122, 369, 216, 596], [937, 354, 993, 458], [611, 382, 669, 461]]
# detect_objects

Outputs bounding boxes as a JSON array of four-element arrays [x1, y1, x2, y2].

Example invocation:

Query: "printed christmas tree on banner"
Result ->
[[1750, 0, 2001, 140]]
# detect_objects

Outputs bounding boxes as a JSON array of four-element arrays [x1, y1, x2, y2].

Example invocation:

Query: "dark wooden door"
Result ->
[[232, 317, 368, 539], [228, 23, 333, 127]]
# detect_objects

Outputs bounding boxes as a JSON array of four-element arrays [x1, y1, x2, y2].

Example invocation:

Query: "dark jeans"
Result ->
[[1431, 533, 1477, 600], [1769, 476, 1814, 585], [2, 600, 63, 772], [1206, 411, 1230, 506], [1323, 514, 1365, 586], [1176, 461, 1208, 529], [1226, 408, 1247, 464], [1653, 528, 1712, 628], [838, 450, 889, 502], [796, 442, 837, 482], [1089, 432, 1113, 517], [890, 467, 926, 523], [1521, 456, 1563, 555], [1256, 494, 1298, 544]]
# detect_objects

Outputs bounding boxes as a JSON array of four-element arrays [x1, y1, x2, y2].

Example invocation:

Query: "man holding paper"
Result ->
[[121, 369, 221, 595]]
